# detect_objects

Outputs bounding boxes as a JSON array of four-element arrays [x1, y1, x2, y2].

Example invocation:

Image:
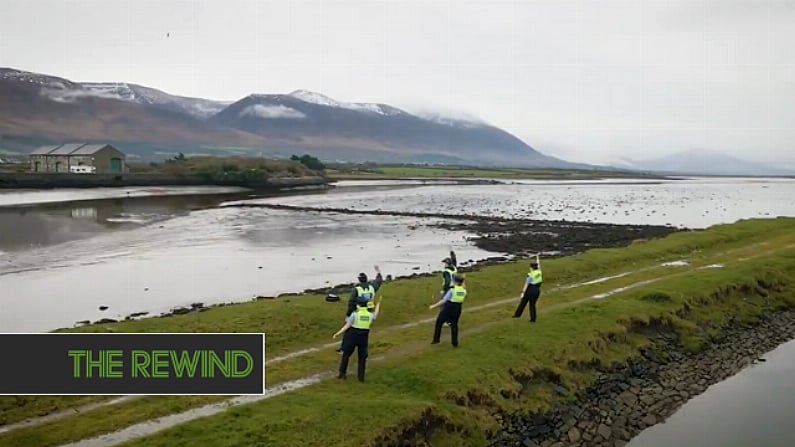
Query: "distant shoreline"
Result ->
[[0, 172, 331, 191]]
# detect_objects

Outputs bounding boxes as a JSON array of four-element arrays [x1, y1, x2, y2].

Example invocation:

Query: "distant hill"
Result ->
[[0, 67, 587, 168], [615, 149, 795, 177]]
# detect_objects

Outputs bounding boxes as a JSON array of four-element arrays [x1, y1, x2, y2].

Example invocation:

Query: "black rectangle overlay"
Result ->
[[0, 333, 265, 395]]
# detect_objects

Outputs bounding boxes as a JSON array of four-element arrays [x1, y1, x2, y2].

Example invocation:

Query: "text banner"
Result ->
[[0, 333, 265, 395]]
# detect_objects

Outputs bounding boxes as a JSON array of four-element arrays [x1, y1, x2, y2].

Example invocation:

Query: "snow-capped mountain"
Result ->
[[0, 68, 230, 118], [0, 66, 586, 168], [287, 90, 407, 117], [0, 67, 82, 90], [79, 82, 232, 118]]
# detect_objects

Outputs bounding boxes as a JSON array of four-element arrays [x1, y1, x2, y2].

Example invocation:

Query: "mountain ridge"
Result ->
[[617, 149, 795, 177], [0, 66, 588, 168]]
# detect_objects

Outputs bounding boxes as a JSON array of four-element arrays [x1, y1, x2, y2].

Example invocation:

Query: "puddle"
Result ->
[[661, 260, 689, 267]]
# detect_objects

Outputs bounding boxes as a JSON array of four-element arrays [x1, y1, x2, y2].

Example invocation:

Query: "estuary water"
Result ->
[[0, 177, 794, 333], [628, 338, 795, 447]]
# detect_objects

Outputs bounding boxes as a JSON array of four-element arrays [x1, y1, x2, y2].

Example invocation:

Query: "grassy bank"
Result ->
[[326, 164, 666, 180], [0, 218, 793, 447], [113, 226, 795, 447]]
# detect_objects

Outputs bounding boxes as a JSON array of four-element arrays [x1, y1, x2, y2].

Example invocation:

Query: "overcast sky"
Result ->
[[1, 0, 794, 166]]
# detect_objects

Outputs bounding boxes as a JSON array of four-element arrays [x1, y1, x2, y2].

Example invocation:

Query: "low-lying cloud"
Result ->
[[239, 104, 306, 119]]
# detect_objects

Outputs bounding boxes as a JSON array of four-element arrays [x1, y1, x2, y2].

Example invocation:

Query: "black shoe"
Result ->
[[512, 315, 520, 318], [337, 374, 346, 380], [431, 340, 440, 344], [336, 349, 343, 355]]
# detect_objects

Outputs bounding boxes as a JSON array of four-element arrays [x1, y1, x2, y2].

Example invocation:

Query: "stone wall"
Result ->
[[489, 310, 795, 447]]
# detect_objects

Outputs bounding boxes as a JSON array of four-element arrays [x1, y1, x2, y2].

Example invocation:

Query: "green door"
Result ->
[[110, 158, 122, 173]]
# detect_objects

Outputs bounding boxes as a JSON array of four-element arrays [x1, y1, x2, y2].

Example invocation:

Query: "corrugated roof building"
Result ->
[[29, 143, 127, 174]]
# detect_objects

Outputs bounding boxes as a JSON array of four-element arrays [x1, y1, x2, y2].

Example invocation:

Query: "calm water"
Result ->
[[1, 177, 794, 333], [628, 338, 795, 447]]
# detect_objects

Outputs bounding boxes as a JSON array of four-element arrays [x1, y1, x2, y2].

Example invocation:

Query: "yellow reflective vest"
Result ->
[[527, 269, 543, 285], [450, 285, 467, 303], [355, 284, 375, 301], [442, 267, 457, 287], [351, 307, 373, 330]]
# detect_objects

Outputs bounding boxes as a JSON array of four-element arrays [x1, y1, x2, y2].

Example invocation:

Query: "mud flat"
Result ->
[[489, 309, 795, 447], [220, 202, 681, 257]]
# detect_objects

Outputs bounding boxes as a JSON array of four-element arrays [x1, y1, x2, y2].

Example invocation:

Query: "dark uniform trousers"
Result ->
[[432, 301, 463, 346], [514, 284, 541, 321], [339, 327, 370, 381]]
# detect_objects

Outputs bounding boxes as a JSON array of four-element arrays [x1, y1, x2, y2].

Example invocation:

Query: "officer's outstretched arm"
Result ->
[[333, 320, 352, 339]]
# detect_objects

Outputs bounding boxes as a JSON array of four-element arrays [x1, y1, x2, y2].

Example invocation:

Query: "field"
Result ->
[[326, 164, 666, 180], [0, 218, 793, 447]]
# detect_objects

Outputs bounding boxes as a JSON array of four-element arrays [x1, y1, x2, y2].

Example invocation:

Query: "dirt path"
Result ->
[[52, 242, 794, 447]]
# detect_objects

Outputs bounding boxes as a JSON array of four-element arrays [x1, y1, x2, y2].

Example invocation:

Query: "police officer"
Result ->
[[336, 265, 383, 354], [439, 251, 458, 298], [429, 274, 466, 347], [513, 256, 543, 322], [333, 295, 382, 382]]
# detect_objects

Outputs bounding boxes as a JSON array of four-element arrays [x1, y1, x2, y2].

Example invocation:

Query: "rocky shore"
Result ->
[[488, 310, 795, 447]]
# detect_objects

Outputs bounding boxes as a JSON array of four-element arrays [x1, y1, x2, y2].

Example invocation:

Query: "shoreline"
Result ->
[[0, 172, 331, 191], [489, 308, 795, 447], [68, 210, 681, 328], [220, 202, 683, 256]]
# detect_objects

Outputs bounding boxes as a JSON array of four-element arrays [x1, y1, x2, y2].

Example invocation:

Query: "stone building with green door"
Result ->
[[29, 143, 127, 174]]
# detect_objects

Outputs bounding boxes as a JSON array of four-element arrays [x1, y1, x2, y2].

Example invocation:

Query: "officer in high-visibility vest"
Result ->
[[439, 251, 458, 298], [513, 257, 543, 322], [333, 296, 382, 382], [336, 266, 383, 354], [429, 274, 466, 347]]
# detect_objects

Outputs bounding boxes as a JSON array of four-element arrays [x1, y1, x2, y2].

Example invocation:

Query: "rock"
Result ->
[[171, 307, 191, 315], [643, 414, 657, 426], [598, 424, 612, 439], [639, 395, 655, 406], [567, 427, 581, 442], [522, 440, 539, 447], [94, 318, 117, 324], [619, 391, 637, 407]]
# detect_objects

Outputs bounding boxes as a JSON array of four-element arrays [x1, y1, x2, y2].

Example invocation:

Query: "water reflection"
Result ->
[[0, 192, 258, 252], [628, 338, 795, 447]]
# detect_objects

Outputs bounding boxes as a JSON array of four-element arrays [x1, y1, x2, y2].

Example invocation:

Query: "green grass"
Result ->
[[0, 218, 793, 447], [327, 164, 663, 180], [0, 396, 104, 425], [109, 248, 795, 447]]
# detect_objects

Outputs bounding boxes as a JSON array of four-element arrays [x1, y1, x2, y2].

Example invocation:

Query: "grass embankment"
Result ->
[[114, 224, 795, 447], [326, 164, 664, 180], [0, 218, 793, 447]]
